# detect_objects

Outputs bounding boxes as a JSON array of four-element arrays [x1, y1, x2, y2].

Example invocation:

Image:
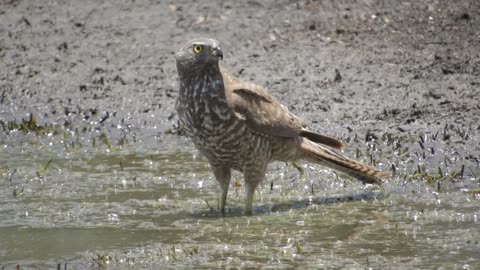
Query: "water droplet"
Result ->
[[107, 213, 119, 222]]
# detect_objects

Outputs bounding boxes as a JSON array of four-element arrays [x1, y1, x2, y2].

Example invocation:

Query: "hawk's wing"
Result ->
[[230, 82, 305, 138], [222, 69, 344, 149]]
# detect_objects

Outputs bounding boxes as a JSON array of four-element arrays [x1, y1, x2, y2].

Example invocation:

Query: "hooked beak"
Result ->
[[212, 46, 223, 60]]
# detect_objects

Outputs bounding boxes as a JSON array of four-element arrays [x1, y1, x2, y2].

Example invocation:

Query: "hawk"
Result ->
[[175, 38, 388, 214]]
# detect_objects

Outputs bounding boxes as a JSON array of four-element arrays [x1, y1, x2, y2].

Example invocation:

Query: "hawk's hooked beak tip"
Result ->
[[213, 47, 223, 60]]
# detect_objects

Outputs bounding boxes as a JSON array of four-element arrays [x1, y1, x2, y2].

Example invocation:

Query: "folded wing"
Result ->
[[222, 69, 344, 150]]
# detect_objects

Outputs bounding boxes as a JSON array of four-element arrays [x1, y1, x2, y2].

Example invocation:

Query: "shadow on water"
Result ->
[[192, 191, 384, 218]]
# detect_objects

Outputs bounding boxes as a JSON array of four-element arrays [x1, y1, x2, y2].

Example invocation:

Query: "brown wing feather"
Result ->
[[222, 68, 346, 150], [222, 69, 305, 138], [298, 130, 345, 150], [232, 88, 273, 103]]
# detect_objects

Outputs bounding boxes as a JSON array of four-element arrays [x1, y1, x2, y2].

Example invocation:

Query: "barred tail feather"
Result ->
[[300, 139, 389, 184]]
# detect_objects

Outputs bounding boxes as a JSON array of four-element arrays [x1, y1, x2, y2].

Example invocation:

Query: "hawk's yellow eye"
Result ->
[[193, 45, 203, 54]]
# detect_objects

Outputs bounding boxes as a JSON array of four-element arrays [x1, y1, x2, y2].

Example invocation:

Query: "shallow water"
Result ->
[[0, 131, 479, 269]]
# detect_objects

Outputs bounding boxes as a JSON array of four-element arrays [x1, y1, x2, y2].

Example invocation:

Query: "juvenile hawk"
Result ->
[[175, 38, 388, 214]]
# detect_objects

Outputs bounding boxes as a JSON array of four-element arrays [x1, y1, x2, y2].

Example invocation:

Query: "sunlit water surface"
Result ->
[[0, 131, 479, 269]]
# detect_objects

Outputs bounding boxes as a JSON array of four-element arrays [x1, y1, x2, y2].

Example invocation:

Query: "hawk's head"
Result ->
[[176, 38, 223, 74]]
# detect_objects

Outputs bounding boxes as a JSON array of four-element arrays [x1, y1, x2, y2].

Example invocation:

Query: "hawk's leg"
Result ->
[[244, 171, 264, 215], [212, 165, 231, 213]]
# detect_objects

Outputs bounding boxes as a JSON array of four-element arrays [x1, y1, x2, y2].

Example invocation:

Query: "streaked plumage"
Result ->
[[175, 38, 389, 214]]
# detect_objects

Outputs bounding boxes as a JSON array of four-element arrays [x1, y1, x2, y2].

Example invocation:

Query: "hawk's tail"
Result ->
[[300, 139, 389, 184]]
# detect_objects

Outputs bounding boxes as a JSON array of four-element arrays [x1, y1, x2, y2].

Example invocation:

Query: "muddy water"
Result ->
[[0, 131, 479, 269]]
